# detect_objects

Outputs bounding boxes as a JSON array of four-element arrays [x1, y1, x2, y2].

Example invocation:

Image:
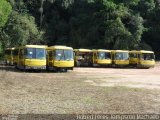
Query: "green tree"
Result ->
[[0, 0, 12, 54], [3, 11, 44, 47], [1, 0, 157, 54], [69, 0, 145, 49], [0, 0, 12, 28], [140, 1, 160, 59]]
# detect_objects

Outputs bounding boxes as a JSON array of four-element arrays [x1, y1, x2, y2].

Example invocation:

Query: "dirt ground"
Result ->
[[0, 62, 160, 114]]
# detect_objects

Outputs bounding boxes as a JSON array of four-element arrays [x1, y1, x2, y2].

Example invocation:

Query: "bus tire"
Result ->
[[46, 66, 49, 71], [89, 62, 93, 67], [62, 69, 67, 72]]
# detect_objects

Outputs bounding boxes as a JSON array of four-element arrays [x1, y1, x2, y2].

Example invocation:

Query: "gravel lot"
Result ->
[[0, 62, 160, 114]]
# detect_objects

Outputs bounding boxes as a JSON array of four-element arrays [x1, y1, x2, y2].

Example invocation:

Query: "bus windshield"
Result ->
[[55, 49, 73, 61], [98, 52, 111, 60], [25, 48, 46, 59], [115, 52, 129, 60], [141, 53, 154, 60]]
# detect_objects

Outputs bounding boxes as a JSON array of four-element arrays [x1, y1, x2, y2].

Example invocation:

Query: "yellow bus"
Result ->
[[16, 45, 47, 70], [92, 49, 112, 67], [46, 45, 74, 72], [111, 50, 129, 67], [129, 50, 155, 68], [74, 49, 92, 67], [4, 48, 15, 65]]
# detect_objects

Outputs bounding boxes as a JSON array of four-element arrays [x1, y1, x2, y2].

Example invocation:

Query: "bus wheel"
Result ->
[[144, 67, 150, 69], [112, 64, 116, 68], [60, 68, 67, 72], [54, 68, 59, 72], [89, 62, 93, 67], [15, 65, 18, 69], [64, 69, 68, 72], [46, 66, 50, 71]]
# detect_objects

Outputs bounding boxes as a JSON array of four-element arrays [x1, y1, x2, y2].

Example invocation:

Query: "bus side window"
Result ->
[[130, 53, 137, 58]]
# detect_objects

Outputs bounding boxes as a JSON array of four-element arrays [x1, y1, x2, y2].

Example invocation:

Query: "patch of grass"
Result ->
[[83, 96, 94, 104], [99, 86, 147, 93], [79, 96, 101, 107]]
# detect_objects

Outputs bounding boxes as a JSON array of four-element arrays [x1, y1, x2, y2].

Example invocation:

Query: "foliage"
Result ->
[[0, 0, 12, 28], [0, 0, 12, 55], [3, 11, 44, 47], [0, 0, 160, 59]]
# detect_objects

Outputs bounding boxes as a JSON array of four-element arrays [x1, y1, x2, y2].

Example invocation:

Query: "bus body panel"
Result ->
[[13, 56, 19, 65], [139, 60, 155, 68], [25, 59, 46, 67], [53, 60, 74, 68], [114, 60, 129, 65], [129, 58, 138, 65], [96, 59, 112, 65]]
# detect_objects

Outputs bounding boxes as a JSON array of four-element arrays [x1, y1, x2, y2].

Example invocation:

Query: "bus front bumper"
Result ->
[[25, 65, 46, 70], [138, 64, 155, 68]]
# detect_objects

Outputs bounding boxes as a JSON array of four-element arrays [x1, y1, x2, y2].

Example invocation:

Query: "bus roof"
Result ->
[[111, 50, 129, 53], [47, 45, 73, 50], [74, 49, 92, 52], [19, 45, 48, 49], [130, 50, 154, 54], [139, 50, 154, 53], [92, 49, 111, 52]]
